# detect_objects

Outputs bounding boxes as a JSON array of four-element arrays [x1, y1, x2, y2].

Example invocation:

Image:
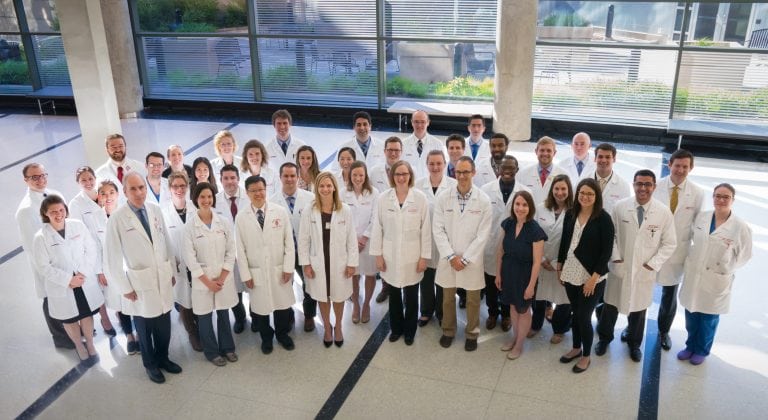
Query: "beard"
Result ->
[[109, 150, 125, 162]]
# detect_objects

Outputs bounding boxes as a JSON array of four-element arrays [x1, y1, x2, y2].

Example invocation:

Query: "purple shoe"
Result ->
[[689, 354, 707, 365], [677, 349, 693, 361]]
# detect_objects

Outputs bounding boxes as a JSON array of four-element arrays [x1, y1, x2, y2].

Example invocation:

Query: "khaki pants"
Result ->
[[441, 287, 481, 339]]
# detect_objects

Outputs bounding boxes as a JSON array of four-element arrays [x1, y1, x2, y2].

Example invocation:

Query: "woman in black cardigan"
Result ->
[[556, 178, 614, 373]]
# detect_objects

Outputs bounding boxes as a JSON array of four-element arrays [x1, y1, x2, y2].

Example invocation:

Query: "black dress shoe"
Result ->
[[146, 367, 165, 384], [464, 338, 478, 352], [304, 318, 316, 332], [323, 339, 333, 348], [103, 328, 117, 337], [559, 350, 582, 363], [630, 347, 643, 362], [334, 339, 344, 348], [375, 288, 389, 303], [572, 359, 590, 373], [660, 333, 672, 351], [439, 335, 453, 348], [404, 337, 414, 346], [594, 341, 609, 356], [277, 336, 295, 351], [233, 320, 245, 334], [418, 317, 430, 327], [458, 297, 467, 309], [251, 321, 258, 333], [261, 341, 273, 355], [620, 327, 629, 342], [160, 360, 182, 374], [389, 333, 401, 343]]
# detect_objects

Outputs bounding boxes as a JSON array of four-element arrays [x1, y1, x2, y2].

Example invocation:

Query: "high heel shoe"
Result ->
[[323, 327, 333, 348], [334, 328, 343, 347]]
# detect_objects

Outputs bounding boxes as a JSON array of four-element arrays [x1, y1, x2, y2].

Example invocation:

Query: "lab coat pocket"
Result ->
[[608, 261, 625, 279], [703, 272, 732, 297], [249, 267, 265, 287], [127, 266, 155, 291], [45, 281, 68, 298]]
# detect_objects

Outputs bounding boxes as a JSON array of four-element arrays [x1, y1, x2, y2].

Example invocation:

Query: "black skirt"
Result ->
[[60, 287, 99, 324]]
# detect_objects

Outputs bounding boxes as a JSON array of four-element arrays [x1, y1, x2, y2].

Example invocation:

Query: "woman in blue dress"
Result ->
[[495, 190, 547, 360]]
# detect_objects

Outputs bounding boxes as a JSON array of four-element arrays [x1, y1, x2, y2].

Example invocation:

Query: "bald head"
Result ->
[[123, 171, 147, 208], [572, 132, 591, 160], [411, 110, 430, 138]]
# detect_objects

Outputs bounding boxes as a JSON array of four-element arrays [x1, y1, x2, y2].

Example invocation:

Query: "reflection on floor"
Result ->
[[0, 113, 766, 419]]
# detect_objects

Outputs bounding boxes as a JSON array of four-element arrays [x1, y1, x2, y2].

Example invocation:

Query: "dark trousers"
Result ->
[[457, 287, 466, 302], [231, 292, 257, 323], [532, 299, 571, 334], [657, 284, 678, 334], [390, 283, 419, 339], [117, 311, 133, 336], [597, 303, 646, 349], [198, 309, 235, 361], [254, 308, 292, 343], [483, 273, 510, 319], [298, 259, 316, 318], [43, 297, 72, 347], [565, 281, 604, 356], [420, 268, 443, 321], [134, 311, 172, 369]]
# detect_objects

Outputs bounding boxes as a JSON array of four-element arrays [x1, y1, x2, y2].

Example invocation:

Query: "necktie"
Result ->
[[417, 139, 423, 157], [360, 141, 368, 158], [280, 141, 288, 155], [257, 209, 264, 229], [598, 176, 608, 191], [287, 196, 295, 214], [230, 196, 238, 219], [448, 164, 455, 178], [670, 185, 679, 214], [576, 160, 584, 176], [539, 167, 549, 186], [138, 208, 152, 242], [637, 205, 645, 226], [117, 166, 124, 184], [471, 142, 479, 160]]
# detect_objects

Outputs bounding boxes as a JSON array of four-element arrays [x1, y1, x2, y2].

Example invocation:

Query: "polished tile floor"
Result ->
[[0, 112, 766, 420]]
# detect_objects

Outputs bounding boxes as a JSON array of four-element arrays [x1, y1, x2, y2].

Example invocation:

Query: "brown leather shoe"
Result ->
[[189, 333, 203, 352], [501, 317, 512, 332], [304, 317, 315, 332], [485, 316, 497, 330]]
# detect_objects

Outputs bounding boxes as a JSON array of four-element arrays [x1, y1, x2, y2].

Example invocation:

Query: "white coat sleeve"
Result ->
[[234, 216, 251, 282], [16, 206, 39, 253], [298, 208, 312, 266], [79, 223, 100, 277], [733, 221, 753, 271], [462, 200, 492, 264], [282, 212, 295, 273], [363, 190, 379, 238], [32, 232, 71, 288], [368, 198, 383, 256], [432, 194, 453, 260], [222, 219, 236, 273], [647, 212, 677, 271], [182, 224, 204, 280], [419, 199, 432, 259], [610, 205, 622, 261], [345, 209, 359, 267], [104, 216, 133, 295]]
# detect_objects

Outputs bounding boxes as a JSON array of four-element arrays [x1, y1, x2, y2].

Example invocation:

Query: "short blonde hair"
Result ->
[[313, 171, 343, 212], [213, 130, 238, 157]]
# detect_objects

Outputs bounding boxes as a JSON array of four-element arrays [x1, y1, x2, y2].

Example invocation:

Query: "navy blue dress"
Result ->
[[500, 218, 548, 314]]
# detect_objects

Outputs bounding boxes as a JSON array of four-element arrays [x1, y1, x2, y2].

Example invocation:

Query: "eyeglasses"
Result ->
[[385, 149, 402, 153], [247, 188, 266, 194], [25, 173, 48, 182], [713, 194, 733, 201], [455, 170, 473, 176], [578, 191, 596, 197], [170, 184, 188, 190], [393, 172, 410, 177], [147, 163, 164, 168], [633, 182, 655, 188]]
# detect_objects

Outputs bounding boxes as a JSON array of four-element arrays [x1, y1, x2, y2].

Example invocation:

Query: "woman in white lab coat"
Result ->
[[370, 161, 431, 345], [678, 183, 752, 365], [191, 157, 218, 196], [296, 145, 320, 192], [298, 172, 358, 347], [534, 174, 573, 344], [333, 147, 356, 190], [68, 166, 116, 336], [240, 139, 280, 196], [33, 195, 104, 364], [210, 130, 243, 177], [340, 161, 379, 324], [183, 182, 238, 366], [162, 171, 201, 352]]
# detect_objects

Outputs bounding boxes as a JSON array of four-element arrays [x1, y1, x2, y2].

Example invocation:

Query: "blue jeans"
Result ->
[[684, 309, 720, 356], [198, 310, 235, 361]]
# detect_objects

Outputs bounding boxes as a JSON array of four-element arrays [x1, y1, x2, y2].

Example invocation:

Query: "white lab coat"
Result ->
[[240, 165, 281, 197], [464, 137, 490, 162], [653, 177, 704, 286], [473, 158, 497, 188], [333, 136, 385, 171], [432, 186, 492, 290], [480, 179, 530, 275], [332, 170, 349, 192], [679, 211, 752, 314], [104, 202, 175, 318], [95, 158, 146, 204], [596, 171, 632, 215], [215, 187, 251, 292], [415, 175, 457, 269], [182, 210, 238, 315], [265, 136, 306, 168], [369, 188, 431, 287], [340, 187, 380, 276], [368, 164, 391, 194], [211, 156, 243, 180], [16, 188, 64, 298], [146, 177, 171, 209], [32, 220, 104, 320], [604, 198, 677, 314], [235, 203, 296, 314], [298, 202, 359, 302], [516, 163, 567, 205], [162, 200, 194, 308], [558, 154, 597, 183], [534, 205, 569, 304], [402, 133, 445, 180], [270, 189, 315, 241]]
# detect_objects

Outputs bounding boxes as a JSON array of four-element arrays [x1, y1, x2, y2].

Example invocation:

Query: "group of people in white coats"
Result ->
[[16, 109, 752, 385]]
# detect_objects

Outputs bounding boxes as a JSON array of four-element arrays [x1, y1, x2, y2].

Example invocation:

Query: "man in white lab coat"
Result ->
[[236, 175, 296, 354], [401, 110, 445, 180], [558, 132, 596, 183], [433, 156, 492, 352], [265, 109, 306, 167], [592, 143, 631, 215], [464, 114, 489, 162], [595, 169, 676, 362], [270, 162, 315, 332], [473, 133, 508, 188], [369, 136, 403, 193], [15, 162, 71, 348], [516, 136, 567, 204], [144, 152, 170, 209], [333, 111, 385, 171], [653, 149, 704, 351], [95, 133, 146, 196], [105, 172, 181, 383]]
